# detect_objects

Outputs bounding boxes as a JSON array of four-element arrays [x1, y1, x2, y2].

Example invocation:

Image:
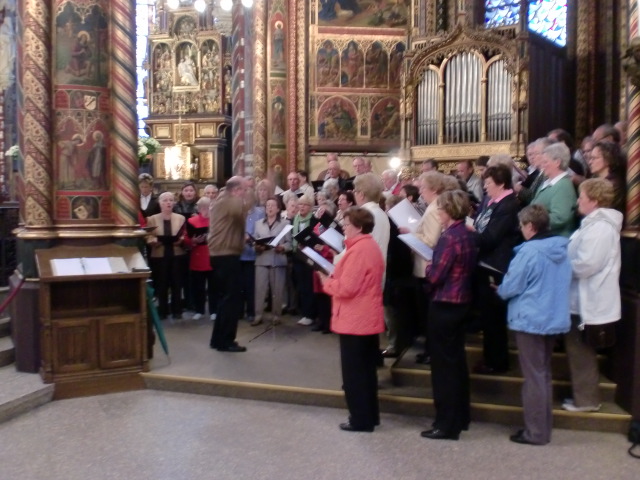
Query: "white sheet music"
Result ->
[[269, 224, 293, 247], [387, 199, 422, 233], [318, 228, 344, 253], [50, 258, 85, 276], [81, 257, 113, 275], [398, 233, 434, 261], [301, 246, 335, 275]]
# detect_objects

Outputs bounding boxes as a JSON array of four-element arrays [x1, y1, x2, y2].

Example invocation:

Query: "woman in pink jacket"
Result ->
[[320, 207, 385, 432]]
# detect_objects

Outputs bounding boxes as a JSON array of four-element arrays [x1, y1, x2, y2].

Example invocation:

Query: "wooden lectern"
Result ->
[[35, 245, 151, 399]]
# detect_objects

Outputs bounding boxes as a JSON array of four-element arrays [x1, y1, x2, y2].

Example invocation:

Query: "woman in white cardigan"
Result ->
[[563, 178, 622, 412]]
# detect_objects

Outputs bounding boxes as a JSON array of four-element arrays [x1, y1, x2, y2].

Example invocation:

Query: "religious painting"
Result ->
[[341, 41, 364, 88], [389, 42, 405, 89], [269, 153, 287, 189], [370, 98, 400, 139], [271, 82, 286, 144], [71, 196, 100, 220], [317, 41, 340, 88], [365, 42, 389, 88], [271, 18, 286, 71], [175, 42, 199, 87], [55, 1, 109, 87], [56, 119, 109, 192], [317, 0, 410, 28], [318, 97, 358, 141]]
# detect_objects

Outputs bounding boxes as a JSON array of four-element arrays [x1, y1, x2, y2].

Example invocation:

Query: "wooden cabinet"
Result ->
[[36, 245, 150, 399]]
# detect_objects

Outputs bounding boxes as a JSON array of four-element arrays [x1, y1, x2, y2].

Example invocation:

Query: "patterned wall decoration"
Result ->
[[53, 0, 112, 222]]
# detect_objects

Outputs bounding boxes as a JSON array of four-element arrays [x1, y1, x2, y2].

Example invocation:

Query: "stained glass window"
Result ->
[[484, 1, 567, 48], [136, 1, 155, 136], [528, 0, 567, 47], [484, 0, 520, 28]]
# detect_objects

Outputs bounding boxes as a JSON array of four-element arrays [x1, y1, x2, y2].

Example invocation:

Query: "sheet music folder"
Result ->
[[397, 234, 434, 261], [299, 246, 335, 275], [388, 198, 422, 233]]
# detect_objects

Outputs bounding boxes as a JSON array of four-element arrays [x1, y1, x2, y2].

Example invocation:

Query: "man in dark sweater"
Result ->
[[208, 176, 250, 352]]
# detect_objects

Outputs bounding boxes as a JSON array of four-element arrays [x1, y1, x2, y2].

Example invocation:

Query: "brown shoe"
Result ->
[[250, 318, 263, 326]]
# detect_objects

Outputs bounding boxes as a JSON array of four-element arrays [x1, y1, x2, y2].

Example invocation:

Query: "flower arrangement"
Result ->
[[138, 136, 161, 165], [4, 145, 19, 157]]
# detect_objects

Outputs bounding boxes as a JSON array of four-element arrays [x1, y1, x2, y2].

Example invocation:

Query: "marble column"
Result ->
[[627, 0, 640, 229], [251, 0, 268, 179]]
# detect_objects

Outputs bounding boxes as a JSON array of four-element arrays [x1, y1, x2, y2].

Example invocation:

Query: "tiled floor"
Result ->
[[0, 389, 638, 480]]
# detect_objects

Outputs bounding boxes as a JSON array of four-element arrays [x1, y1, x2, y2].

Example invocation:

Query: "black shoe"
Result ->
[[420, 428, 459, 440], [473, 363, 508, 375], [321, 329, 332, 334], [311, 324, 323, 332], [509, 430, 542, 445], [415, 353, 431, 365], [218, 344, 247, 352], [381, 348, 398, 358], [339, 422, 374, 433]]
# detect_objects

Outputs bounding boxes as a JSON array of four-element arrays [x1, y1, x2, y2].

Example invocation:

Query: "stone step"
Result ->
[[142, 372, 631, 434], [390, 364, 617, 406], [0, 365, 54, 424], [0, 336, 15, 368], [399, 338, 608, 380], [0, 314, 10, 338]]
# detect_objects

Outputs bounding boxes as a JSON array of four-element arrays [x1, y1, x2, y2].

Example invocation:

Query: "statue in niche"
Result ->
[[178, 54, 198, 86], [176, 16, 197, 38]]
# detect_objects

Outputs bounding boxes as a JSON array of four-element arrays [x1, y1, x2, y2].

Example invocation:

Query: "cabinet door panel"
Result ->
[[99, 315, 142, 368], [52, 319, 98, 373]]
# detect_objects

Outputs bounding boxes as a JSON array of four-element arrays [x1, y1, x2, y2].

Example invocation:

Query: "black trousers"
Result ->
[[240, 260, 256, 318], [476, 268, 509, 371], [315, 293, 331, 331], [191, 269, 216, 315], [149, 256, 185, 318], [293, 258, 316, 319], [428, 301, 470, 435], [339, 334, 380, 429], [209, 255, 242, 349]]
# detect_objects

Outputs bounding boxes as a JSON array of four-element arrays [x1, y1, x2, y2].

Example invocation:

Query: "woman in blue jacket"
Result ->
[[497, 204, 572, 445]]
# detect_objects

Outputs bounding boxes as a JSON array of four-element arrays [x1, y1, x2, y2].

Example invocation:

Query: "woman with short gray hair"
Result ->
[[531, 142, 577, 237]]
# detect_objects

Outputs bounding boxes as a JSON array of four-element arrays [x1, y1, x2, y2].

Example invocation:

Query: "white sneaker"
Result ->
[[297, 317, 313, 326], [562, 402, 601, 412], [192, 313, 202, 321], [210, 313, 217, 321]]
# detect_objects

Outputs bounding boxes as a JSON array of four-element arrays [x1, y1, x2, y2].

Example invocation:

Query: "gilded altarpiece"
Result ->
[[53, 0, 112, 222], [145, 6, 231, 184], [307, 0, 410, 159]]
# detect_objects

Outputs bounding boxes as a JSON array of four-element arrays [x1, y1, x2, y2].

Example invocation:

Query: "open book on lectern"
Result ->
[[50, 253, 149, 276]]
